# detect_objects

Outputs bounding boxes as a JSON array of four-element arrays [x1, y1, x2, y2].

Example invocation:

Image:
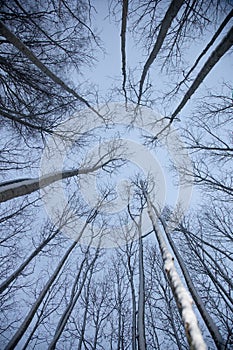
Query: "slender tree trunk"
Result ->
[[93, 315, 100, 350], [147, 306, 160, 349], [143, 191, 207, 350], [137, 216, 147, 350], [138, 0, 184, 102], [170, 26, 233, 122], [77, 281, 91, 350], [126, 245, 137, 350], [0, 229, 58, 294], [21, 291, 52, 350], [185, 233, 233, 312], [176, 9, 233, 91], [21, 317, 40, 350], [197, 239, 233, 290], [154, 206, 225, 350], [179, 227, 233, 262], [48, 247, 99, 350], [120, 0, 129, 101], [5, 241, 77, 350], [164, 292, 183, 350], [117, 284, 123, 350], [0, 21, 100, 117], [0, 161, 112, 203], [4, 222, 88, 350]]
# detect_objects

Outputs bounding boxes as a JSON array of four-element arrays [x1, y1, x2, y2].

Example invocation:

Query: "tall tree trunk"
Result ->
[[4, 222, 88, 350], [143, 191, 207, 350], [0, 161, 112, 203], [48, 247, 100, 350], [138, 0, 184, 102], [137, 216, 147, 350], [0, 21, 100, 117], [116, 279, 123, 350], [21, 291, 53, 350], [120, 0, 129, 101], [154, 206, 225, 350], [170, 26, 233, 122], [174, 9, 233, 93], [184, 233, 233, 312], [126, 244, 137, 350], [77, 277, 92, 350], [0, 229, 58, 294]]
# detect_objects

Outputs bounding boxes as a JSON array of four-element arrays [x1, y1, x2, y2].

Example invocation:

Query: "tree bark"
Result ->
[[143, 190, 207, 350], [137, 217, 147, 350], [138, 0, 184, 102], [155, 205, 225, 350], [175, 9, 233, 93], [0, 160, 114, 203], [4, 221, 88, 350], [120, 0, 129, 101], [171, 26, 233, 122], [0, 229, 58, 294], [0, 21, 101, 117], [127, 247, 137, 350], [48, 247, 99, 350]]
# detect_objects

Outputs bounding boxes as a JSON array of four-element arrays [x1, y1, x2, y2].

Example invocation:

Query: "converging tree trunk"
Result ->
[[143, 189, 207, 350], [154, 205, 225, 350], [48, 245, 100, 350], [4, 221, 88, 350], [0, 160, 114, 203], [1, 1, 232, 348]]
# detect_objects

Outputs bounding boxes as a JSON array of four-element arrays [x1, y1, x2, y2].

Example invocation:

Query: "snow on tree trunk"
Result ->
[[145, 193, 207, 350], [154, 205, 225, 350], [0, 162, 111, 203]]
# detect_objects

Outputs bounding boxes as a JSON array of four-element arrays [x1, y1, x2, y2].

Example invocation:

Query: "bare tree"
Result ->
[[4, 214, 92, 350], [141, 183, 207, 350], [48, 241, 102, 350], [0, 156, 121, 203], [1, 1, 232, 349]]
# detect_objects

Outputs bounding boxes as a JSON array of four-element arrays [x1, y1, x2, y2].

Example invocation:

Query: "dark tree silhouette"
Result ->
[[0, 1, 232, 349]]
